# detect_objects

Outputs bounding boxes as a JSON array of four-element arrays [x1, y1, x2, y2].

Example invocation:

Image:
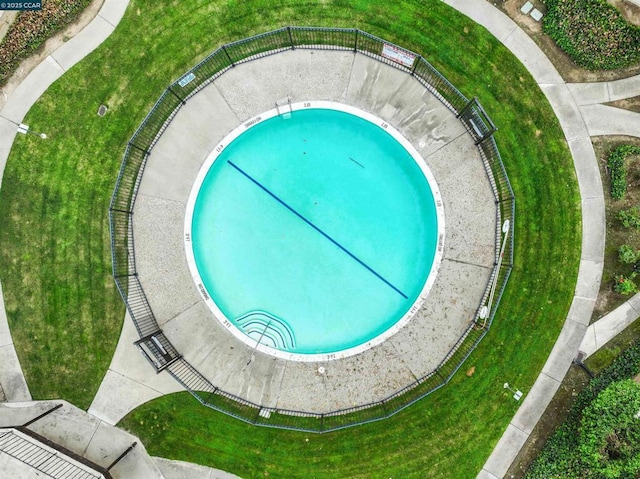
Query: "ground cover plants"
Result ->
[[0, 0, 581, 476], [525, 340, 640, 478], [543, 0, 640, 70], [594, 139, 640, 317], [0, 0, 92, 87]]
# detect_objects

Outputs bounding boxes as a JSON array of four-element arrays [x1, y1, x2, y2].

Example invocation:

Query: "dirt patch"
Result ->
[[502, 0, 546, 34], [607, 0, 640, 26], [592, 135, 640, 321], [0, 11, 18, 43], [495, 0, 640, 82], [606, 95, 640, 113], [0, 0, 105, 111]]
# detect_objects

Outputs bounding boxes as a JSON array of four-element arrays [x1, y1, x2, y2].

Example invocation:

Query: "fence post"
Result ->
[[222, 45, 235, 67], [128, 142, 149, 155], [354, 29, 359, 52], [167, 86, 186, 105], [381, 399, 390, 418], [411, 55, 420, 76], [456, 96, 476, 119], [287, 26, 294, 49]]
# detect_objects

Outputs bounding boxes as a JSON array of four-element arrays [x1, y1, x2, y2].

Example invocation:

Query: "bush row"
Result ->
[[0, 0, 92, 87], [526, 340, 640, 477], [543, 0, 640, 70], [608, 145, 640, 200]]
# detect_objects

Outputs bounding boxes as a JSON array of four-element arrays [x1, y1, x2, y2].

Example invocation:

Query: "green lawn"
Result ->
[[0, 0, 581, 476]]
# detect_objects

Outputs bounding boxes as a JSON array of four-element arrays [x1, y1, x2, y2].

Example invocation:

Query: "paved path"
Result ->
[[0, 0, 638, 477], [0, 400, 242, 479], [580, 293, 640, 358], [0, 281, 30, 402]]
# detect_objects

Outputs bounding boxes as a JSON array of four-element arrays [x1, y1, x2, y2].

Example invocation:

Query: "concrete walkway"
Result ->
[[0, 281, 30, 402], [0, 400, 242, 479], [0, 400, 164, 478], [568, 74, 640, 106], [89, 314, 183, 425], [0, 0, 638, 477], [579, 104, 640, 137], [580, 293, 640, 359]]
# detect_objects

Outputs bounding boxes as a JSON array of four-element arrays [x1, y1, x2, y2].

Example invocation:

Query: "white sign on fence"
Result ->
[[382, 43, 416, 68], [178, 72, 196, 88]]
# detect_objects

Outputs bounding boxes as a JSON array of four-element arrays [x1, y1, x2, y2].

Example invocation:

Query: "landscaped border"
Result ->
[[109, 26, 515, 432]]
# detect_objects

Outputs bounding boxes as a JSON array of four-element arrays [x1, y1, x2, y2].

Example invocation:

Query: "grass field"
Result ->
[[0, 0, 581, 476]]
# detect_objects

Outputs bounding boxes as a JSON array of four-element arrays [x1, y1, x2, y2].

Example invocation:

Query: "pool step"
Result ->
[[236, 311, 296, 350]]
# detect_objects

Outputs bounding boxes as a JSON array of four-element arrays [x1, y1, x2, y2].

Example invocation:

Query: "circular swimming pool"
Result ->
[[185, 102, 444, 361]]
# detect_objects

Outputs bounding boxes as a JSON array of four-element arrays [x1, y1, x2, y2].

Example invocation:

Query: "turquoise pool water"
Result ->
[[190, 107, 439, 358]]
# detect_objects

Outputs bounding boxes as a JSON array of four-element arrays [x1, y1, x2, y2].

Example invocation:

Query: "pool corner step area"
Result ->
[[236, 311, 296, 350]]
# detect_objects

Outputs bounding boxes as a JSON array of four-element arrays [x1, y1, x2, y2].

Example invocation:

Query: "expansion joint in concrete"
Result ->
[[213, 82, 242, 124], [425, 129, 468, 158], [444, 257, 493, 270], [499, 25, 519, 45], [606, 82, 614, 104], [107, 368, 167, 397], [508, 421, 529, 437], [81, 419, 102, 456], [48, 54, 66, 74], [540, 371, 561, 387], [629, 300, 640, 316], [98, 12, 118, 29]]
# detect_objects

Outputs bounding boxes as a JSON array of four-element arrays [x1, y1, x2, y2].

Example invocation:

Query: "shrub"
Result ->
[[526, 340, 640, 478], [618, 207, 640, 228], [608, 149, 627, 200], [543, 0, 640, 70], [578, 379, 640, 478], [608, 145, 640, 200], [614, 274, 637, 295], [0, 0, 93, 87], [619, 245, 639, 264]]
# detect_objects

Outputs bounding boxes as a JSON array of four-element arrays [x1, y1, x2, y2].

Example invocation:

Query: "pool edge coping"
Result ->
[[183, 100, 446, 362]]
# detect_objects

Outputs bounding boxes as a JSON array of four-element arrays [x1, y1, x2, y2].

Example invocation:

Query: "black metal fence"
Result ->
[[109, 26, 515, 433]]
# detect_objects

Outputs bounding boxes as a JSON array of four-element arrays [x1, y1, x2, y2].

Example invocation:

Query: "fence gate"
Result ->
[[457, 97, 497, 145]]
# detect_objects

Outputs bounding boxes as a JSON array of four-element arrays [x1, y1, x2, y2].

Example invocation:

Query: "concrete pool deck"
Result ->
[[122, 49, 497, 414]]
